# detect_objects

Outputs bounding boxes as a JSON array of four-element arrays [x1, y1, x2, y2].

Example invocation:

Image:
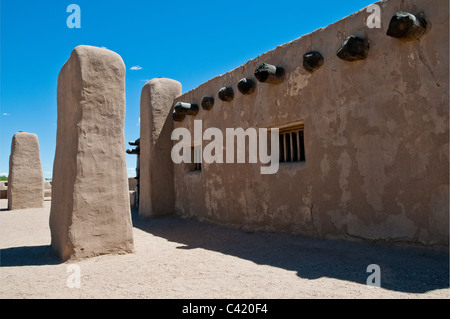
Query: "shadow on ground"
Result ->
[[0, 245, 61, 267], [132, 210, 449, 294]]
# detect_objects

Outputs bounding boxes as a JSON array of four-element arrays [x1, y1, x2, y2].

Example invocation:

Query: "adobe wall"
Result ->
[[170, 0, 449, 249], [44, 180, 52, 197], [0, 181, 7, 199]]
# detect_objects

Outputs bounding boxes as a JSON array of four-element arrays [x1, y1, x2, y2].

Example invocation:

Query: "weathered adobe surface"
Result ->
[[50, 45, 134, 261], [7, 132, 44, 210], [171, 0, 449, 249]]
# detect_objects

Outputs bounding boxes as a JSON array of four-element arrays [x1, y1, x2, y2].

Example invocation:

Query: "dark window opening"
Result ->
[[279, 127, 305, 163]]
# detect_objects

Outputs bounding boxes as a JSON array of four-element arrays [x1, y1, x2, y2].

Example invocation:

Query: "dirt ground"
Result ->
[[0, 198, 449, 299]]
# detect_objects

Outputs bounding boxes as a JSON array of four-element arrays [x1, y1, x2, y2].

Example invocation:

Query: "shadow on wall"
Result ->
[[131, 209, 449, 294]]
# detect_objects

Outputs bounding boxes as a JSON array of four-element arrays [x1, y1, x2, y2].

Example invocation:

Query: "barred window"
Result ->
[[279, 126, 305, 163]]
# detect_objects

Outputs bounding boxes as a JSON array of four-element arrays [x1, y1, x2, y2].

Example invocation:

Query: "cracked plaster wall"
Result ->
[[171, 0, 449, 249]]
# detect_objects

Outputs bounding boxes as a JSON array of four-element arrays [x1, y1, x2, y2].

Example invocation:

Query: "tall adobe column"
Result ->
[[50, 45, 134, 261], [139, 78, 182, 218]]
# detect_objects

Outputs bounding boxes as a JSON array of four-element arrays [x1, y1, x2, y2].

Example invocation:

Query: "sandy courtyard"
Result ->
[[0, 198, 448, 299]]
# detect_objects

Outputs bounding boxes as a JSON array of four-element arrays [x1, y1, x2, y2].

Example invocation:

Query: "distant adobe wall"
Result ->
[[169, 0, 448, 249], [44, 180, 52, 197], [0, 181, 7, 199]]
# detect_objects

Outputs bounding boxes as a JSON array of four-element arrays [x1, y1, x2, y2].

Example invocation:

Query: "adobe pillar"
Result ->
[[139, 78, 182, 218], [7, 132, 44, 210], [50, 45, 134, 261]]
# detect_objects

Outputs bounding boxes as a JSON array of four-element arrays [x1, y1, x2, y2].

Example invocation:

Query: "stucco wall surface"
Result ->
[[172, 0, 449, 248]]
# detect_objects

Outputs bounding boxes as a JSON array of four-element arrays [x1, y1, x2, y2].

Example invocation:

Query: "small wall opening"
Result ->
[[279, 125, 305, 163]]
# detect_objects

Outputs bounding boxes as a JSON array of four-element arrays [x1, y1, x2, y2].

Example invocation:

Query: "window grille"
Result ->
[[278, 126, 305, 163]]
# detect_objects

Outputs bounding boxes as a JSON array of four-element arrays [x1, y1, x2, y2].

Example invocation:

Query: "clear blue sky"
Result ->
[[0, 0, 375, 178]]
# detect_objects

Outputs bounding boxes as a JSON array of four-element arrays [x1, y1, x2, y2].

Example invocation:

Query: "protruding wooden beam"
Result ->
[[172, 110, 185, 122], [386, 11, 427, 41], [174, 102, 199, 116], [218, 86, 234, 102], [129, 138, 140, 146], [336, 35, 370, 61], [126, 146, 140, 155], [303, 51, 324, 72], [201, 96, 214, 110], [237, 78, 256, 95], [254, 63, 285, 84]]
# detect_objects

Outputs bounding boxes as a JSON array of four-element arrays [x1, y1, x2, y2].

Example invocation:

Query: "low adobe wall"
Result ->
[[170, 0, 449, 249], [44, 180, 52, 197], [1, 180, 51, 199], [0, 181, 7, 199]]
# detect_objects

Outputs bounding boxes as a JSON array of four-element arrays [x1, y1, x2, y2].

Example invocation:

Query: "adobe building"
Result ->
[[136, 0, 449, 250]]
